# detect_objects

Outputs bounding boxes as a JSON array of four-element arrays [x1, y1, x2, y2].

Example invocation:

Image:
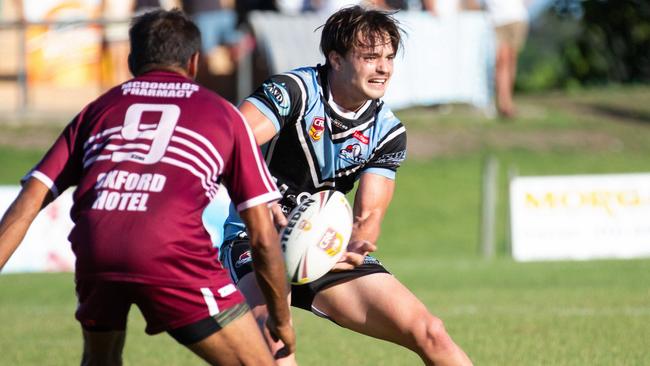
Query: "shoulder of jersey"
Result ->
[[285, 67, 320, 93], [376, 106, 404, 131]]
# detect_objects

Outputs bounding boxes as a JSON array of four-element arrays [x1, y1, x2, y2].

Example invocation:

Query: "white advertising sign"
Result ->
[[510, 173, 650, 261], [0, 186, 75, 274]]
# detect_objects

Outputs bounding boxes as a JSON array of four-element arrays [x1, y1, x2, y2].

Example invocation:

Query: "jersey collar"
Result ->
[[316, 64, 382, 133]]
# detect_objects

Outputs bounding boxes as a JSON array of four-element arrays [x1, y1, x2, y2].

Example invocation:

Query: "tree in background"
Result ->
[[567, 0, 650, 84], [517, 0, 650, 91]]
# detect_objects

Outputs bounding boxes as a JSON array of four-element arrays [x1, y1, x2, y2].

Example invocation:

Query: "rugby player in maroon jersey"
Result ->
[[0, 9, 293, 365]]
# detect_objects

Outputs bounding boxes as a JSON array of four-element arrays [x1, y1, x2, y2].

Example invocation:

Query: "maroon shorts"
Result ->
[[75, 279, 245, 335]]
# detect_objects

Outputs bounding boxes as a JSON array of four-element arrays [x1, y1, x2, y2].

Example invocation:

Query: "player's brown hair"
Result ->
[[319, 5, 403, 65], [128, 9, 201, 76]]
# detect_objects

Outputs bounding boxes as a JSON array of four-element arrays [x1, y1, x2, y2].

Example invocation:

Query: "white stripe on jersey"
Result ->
[[83, 126, 122, 150], [167, 146, 217, 186], [83, 155, 110, 168], [160, 156, 217, 198], [104, 142, 151, 151], [375, 126, 406, 151], [236, 191, 283, 212], [30, 170, 59, 197], [335, 164, 363, 178], [81, 125, 225, 198], [229, 104, 278, 194], [171, 135, 221, 181], [175, 126, 225, 173], [200, 288, 220, 316], [83, 134, 123, 162], [330, 119, 374, 140], [285, 73, 334, 189]]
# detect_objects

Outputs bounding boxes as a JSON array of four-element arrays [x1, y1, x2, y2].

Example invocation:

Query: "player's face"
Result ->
[[335, 33, 395, 108]]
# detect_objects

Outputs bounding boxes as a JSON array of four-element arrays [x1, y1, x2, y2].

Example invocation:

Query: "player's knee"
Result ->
[[416, 315, 455, 354]]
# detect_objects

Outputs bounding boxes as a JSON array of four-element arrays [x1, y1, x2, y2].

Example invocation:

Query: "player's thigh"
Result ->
[[185, 310, 275, 366], [238, 272, 297, 365], [312, 272, 431, 344]]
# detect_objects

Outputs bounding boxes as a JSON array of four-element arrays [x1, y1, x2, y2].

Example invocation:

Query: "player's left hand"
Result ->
[[266, 315, 296, 359], [331, 239, 376, 271]]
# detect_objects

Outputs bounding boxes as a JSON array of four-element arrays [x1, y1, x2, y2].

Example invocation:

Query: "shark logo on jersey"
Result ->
[[309, 117, 325, 141], [263, 82, 290, 116], [339, 143, 366, 164]]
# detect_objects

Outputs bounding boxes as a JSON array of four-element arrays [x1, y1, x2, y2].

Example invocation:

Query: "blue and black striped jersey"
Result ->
[[223, 65, 407, 241]]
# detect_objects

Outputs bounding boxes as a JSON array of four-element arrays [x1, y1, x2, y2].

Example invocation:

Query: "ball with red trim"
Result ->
[[280, 190, 353, 284]]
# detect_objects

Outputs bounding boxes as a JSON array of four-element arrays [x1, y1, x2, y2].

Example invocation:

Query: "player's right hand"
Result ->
[[266, 316, 296, 359], [270, 203, 288, 231]]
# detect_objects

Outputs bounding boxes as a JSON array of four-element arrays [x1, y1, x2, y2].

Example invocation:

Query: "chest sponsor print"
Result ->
[[353, 130, 369, 144]]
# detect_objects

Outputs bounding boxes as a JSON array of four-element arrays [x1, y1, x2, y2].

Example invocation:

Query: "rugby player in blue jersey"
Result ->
[[219, 5, 472, 365]]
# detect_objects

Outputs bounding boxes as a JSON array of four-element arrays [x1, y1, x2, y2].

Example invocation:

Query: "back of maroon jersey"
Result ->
[[28, 71, 279, 286]]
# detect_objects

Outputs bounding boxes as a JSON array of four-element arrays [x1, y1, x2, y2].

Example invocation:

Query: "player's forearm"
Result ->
[[0, 183, 49, 270], [0, 208, 33, 270], [350, 208, 383, 245]]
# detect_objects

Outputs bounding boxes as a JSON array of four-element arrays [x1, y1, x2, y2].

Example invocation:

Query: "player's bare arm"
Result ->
[[239, 100, 278, 146], [239, 204, 296, 356], [333, 173, 395, 270], [238, 101, 289, 230], [0, 178, 53, 270]]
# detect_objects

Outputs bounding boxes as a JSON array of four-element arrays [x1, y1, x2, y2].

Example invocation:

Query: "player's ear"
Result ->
[[328, 51, 343, 71], [187, 52, 200, 79]]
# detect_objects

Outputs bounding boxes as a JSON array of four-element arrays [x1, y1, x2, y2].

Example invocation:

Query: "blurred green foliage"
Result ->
[[517, 0, 650, 91]]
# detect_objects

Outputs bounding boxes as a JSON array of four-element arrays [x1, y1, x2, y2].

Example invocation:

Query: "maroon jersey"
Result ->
[[27, 71, 280, 287]]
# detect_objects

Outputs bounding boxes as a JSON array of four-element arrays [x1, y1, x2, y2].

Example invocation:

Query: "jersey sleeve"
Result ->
[[23, 111, 86, 197], [244, 72, 306, 133], [363, 123, 407, 180], [220, 104, 282, 212]]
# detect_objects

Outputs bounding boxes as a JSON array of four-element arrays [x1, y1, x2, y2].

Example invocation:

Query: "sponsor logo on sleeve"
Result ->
[[263, 82, 291, 116], [374, 150, 407, 165], [309, 117, 325, 141]]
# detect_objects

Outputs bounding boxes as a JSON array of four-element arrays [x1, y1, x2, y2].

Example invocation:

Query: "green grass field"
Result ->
[[1, 87, 650, 365]]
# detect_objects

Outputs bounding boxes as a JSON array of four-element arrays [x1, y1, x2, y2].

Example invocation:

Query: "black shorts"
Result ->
[[219, 237, 391, 314]]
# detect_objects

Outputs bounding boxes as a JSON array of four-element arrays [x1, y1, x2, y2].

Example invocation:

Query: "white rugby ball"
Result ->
[[280, 190, 353, 284]]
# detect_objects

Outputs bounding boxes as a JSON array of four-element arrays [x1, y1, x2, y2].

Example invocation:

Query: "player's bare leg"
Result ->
[[312, 273, 473, 366], [81, 330, 126, 366], [495, 43, 516, 118], [238, 272, 298, 366], [185, 310, 277, 366]]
